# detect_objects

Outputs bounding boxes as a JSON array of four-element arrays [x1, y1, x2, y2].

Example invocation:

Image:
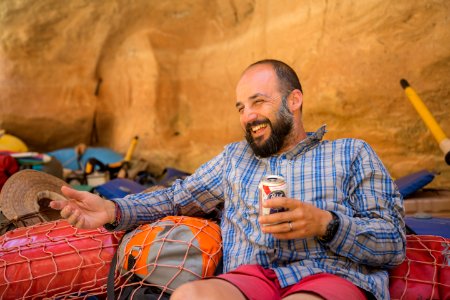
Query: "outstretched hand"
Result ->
[[258, 197, 332, 240], [49, 186, 116, 229]]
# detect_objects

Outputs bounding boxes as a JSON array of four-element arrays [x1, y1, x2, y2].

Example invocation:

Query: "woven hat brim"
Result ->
[[0, 169, 69, 221]]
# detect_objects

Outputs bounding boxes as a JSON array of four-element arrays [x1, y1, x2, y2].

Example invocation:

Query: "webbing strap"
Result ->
[[107, 247, 119, 300], [107, 234, 138, 299]]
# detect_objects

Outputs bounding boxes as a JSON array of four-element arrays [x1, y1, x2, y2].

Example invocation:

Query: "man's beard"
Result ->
[[245, 100, 294, 157]]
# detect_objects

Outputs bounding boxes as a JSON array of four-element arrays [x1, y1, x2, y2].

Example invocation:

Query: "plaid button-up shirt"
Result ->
[[113, 125, 406, 300]]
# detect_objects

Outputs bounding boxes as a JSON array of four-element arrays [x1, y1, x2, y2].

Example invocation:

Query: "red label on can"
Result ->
[[259, 175, 287, 219]]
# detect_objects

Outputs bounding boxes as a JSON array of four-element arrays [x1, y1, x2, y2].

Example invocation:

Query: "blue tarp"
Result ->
[[48, 147, 123, 170]]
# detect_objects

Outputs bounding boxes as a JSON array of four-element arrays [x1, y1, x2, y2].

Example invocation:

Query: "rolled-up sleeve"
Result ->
[[109, 150, 226, 231]]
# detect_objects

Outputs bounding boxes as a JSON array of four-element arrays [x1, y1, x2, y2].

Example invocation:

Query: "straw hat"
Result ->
[[0, 169, 69, 221]]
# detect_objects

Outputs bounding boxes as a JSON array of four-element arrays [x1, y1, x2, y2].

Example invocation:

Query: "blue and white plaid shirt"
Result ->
[[112, 125, 406, 300]]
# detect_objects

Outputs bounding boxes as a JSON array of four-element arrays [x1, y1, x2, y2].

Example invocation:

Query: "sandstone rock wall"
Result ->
[[1, 0, 449, 187]]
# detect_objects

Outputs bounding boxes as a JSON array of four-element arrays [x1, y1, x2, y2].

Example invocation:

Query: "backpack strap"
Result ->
[[107, 243, 119, 300]]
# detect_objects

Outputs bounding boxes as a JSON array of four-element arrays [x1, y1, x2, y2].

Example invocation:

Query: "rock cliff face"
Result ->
[[1, 0, 449, 187]]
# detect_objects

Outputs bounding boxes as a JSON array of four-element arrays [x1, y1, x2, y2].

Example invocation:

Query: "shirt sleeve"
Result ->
[[108, 150, 226, 231], [326, 141, 406, 268]]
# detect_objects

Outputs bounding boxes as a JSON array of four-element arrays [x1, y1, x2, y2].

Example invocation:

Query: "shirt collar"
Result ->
[[284, 124, 327, 159]]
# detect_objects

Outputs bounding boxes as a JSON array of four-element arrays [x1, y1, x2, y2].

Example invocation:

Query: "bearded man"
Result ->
[[51, 59, 405, 300]]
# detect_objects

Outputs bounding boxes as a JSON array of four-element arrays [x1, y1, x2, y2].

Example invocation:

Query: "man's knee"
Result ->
[[171, 279, 245, 300], [171, 280, 212, 300]]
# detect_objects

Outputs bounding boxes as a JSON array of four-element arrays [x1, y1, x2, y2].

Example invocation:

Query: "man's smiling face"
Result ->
[[236, 64, 294, 157]]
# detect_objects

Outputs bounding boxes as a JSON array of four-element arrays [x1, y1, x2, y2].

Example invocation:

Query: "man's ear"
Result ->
[[289, 89, 303, 112]]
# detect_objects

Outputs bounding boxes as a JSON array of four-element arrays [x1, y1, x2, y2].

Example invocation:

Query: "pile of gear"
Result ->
[[0, 131, 217, 300]]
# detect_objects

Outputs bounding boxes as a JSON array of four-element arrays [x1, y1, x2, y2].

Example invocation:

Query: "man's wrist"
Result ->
[[318, 211, 340, 243], [106, 200, 120, 225]]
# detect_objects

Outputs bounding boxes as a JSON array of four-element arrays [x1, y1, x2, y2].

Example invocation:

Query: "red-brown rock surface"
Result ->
[[1, 0, 449, 187]]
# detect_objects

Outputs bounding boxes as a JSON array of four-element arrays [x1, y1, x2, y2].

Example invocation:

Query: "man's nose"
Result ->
[[242, 109, 258, 124]]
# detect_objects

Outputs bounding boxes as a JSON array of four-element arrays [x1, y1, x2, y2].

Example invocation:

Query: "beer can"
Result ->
[[259, 175, 288, 220]]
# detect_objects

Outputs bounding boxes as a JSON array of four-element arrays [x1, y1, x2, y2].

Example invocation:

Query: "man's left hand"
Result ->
[[258, 197, 332, 240]]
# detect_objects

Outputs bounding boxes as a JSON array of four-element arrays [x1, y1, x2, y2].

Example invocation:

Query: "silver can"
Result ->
[[258, 175, 288, 220]]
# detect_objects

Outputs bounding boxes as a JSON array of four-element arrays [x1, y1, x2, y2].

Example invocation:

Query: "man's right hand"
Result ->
[[49, 186, 116, 229]]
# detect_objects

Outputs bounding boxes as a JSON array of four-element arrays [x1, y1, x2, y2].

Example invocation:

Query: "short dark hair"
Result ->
[[247, 59, 303, 96]]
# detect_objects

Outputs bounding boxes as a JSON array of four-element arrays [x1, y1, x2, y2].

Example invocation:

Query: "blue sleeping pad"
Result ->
[[394, 169, 435, 199]]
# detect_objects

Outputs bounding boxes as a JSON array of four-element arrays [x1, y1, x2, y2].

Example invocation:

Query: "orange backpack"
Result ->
[[111, 216, 222, 297]]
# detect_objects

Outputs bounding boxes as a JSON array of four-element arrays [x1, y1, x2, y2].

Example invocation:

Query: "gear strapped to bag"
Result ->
[[0, 219, 123, 299], [108, 216, 223, 299]]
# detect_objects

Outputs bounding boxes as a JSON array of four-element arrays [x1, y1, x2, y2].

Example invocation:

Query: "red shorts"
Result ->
[[216, 264, 368, 300]]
